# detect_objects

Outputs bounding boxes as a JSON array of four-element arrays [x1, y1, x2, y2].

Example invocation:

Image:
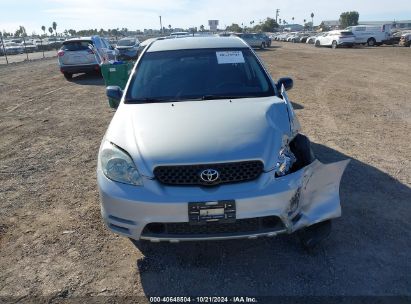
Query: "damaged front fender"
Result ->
[[286, 159, 350, 232]]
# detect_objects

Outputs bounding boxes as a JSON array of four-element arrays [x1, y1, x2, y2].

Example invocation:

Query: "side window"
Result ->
[[94, 37, 102, 49]]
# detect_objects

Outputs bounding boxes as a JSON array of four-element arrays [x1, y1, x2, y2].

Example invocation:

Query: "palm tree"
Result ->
[[200, 25, 204, 32], [168, 24, 172, 32], [48, 27, 53, 36], [52, 22, 57, 36], [41, 26, 46, 36], [311, 13, 314, 30]]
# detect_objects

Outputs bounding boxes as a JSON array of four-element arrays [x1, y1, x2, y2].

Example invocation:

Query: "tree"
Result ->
[[292, 17, 295, 23], [226, 23, 243, 33], [319, 22, 330, 32], [200, 25, 204, 31], [48, 27, 53, 35], [311, 12, 314, 30], [339, 11, 359, 29], [15, 26, 27, 37], [52, 22, 57, 36], [41, 25, 46, 36], [260, 17, 279, 32]]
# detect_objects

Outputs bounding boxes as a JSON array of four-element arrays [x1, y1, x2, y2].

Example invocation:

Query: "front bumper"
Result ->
[[97, 160, 349, 242]]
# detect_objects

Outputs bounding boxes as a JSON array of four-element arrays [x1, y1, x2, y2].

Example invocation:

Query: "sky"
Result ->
[[1, 0, 410, 34]]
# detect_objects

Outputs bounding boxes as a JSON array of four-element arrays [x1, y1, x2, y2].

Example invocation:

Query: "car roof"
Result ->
[[64, 37, 93, 43], [147, 36, 248, 52]]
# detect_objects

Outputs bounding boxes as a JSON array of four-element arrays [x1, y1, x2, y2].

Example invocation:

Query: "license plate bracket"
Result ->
[[188, 200, 236, 225]]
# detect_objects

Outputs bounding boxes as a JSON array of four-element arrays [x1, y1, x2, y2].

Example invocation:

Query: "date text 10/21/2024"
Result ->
[[149, 296, 258, 303]]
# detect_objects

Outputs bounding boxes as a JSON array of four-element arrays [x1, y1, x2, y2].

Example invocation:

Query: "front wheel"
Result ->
[[331, 41, 338, 49], [315, 40, 320, 47], [367, 38, 376, 47], [260, 42, 266, 50], [63, 72, 73, 80]]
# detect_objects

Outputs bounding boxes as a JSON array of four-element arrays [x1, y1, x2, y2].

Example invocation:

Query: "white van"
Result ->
[[347, 25, 392, 46]]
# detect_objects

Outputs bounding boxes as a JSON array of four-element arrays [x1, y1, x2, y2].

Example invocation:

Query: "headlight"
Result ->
[[100, 141, 143, 186], [275, 146, 296, 177]]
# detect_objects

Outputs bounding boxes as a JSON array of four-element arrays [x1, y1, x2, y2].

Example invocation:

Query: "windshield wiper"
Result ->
[[200, 95, 254, 100], [125, 98, 177, 104]]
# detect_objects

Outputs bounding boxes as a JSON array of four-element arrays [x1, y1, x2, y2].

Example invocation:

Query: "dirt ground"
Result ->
[[0, 42, 410, 302]]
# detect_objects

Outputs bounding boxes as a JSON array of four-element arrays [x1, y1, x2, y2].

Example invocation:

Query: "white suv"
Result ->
[[315, 30, 355, 49]]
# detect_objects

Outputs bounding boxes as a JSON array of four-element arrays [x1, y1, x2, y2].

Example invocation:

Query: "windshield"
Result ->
[[62, 41, 92, 51], [127, 48, 274, 103], [117, 39, 135, 46]]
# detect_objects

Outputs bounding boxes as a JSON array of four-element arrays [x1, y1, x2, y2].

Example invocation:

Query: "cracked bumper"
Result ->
[[97, 159, 349, 242]]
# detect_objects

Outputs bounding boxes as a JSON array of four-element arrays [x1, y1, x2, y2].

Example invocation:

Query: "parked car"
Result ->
[[137, 38, 158, 54], [116, 37, 140, 60], [346, 25, 392, 46], [98, 36, 349, 249], [255, 33, 272, 47], [58, 36, 108, 80], [170, 32, 191, 38], [299, 34, 312, 43], [235, 33, 267, 49], [315, 30, 355, 48], [23, 41, 38, 53], [4, 42, 24, 55], [102, 38, 118, 61], [399, 32, 411, 47], [306, 34, 321, 44]]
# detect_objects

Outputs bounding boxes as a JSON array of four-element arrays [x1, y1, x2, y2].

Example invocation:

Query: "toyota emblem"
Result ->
[[200, 169, 220, 183]]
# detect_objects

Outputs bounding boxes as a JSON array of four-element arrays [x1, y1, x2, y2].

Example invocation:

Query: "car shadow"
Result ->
[[133, 143, 411, 296], [70, 73, 105, 86], [291, 101, 304, 110]]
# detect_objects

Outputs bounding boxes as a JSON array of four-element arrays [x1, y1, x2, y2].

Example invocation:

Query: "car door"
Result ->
[[354, 27, 366, 43]]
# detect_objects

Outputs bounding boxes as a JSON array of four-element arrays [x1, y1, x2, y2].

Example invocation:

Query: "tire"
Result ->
[[63, 72, 73, 80], [260, 42, 265, 50], [331, 40, 338, 49], [367, 38, 376, 47], [315, 40, 320, 47]]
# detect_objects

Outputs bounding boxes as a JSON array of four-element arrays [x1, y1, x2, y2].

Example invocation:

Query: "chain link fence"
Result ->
[[0, 36, 59, 65]]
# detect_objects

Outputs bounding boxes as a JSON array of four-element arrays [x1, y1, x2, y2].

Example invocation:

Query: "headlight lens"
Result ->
[[275, 146, 296, 177], [100, 141, 143, 186]]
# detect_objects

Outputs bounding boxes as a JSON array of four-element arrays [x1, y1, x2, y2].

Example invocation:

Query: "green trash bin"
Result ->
[[101, 61, 135, 108]]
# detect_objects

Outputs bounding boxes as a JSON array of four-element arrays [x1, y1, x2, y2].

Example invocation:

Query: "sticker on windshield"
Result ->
[[216, 51, 245, 64]]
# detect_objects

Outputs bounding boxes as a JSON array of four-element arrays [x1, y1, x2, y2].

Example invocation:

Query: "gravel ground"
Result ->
[[0, 50, 56, 65], [0, 42, 410, 302]]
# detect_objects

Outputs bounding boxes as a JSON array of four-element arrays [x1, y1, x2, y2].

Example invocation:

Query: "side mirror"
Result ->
[[277, 77, 293, 91], [106, 86, 123, 109]]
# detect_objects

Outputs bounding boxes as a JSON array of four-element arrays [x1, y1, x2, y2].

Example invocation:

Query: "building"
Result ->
[[208, 20, 219, 32]]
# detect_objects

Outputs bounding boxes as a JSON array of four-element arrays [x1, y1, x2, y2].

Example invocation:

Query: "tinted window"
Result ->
[[127, 48, 274, 102], [117, 39, 136, 46], [340, 31, 354, 36], [62, 41, 92, 51], [94, 37, 102, 48]]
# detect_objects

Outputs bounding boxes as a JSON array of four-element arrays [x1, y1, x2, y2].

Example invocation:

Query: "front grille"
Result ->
[[153, 160, 264, 186], [142, 216, 284, 238]]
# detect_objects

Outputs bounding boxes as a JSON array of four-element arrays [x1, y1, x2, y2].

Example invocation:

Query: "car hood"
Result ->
[[104, 97, 292, 177]]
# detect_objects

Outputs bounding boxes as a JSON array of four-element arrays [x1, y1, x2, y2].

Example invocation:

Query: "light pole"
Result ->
[[159, 16, 163, 34]]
